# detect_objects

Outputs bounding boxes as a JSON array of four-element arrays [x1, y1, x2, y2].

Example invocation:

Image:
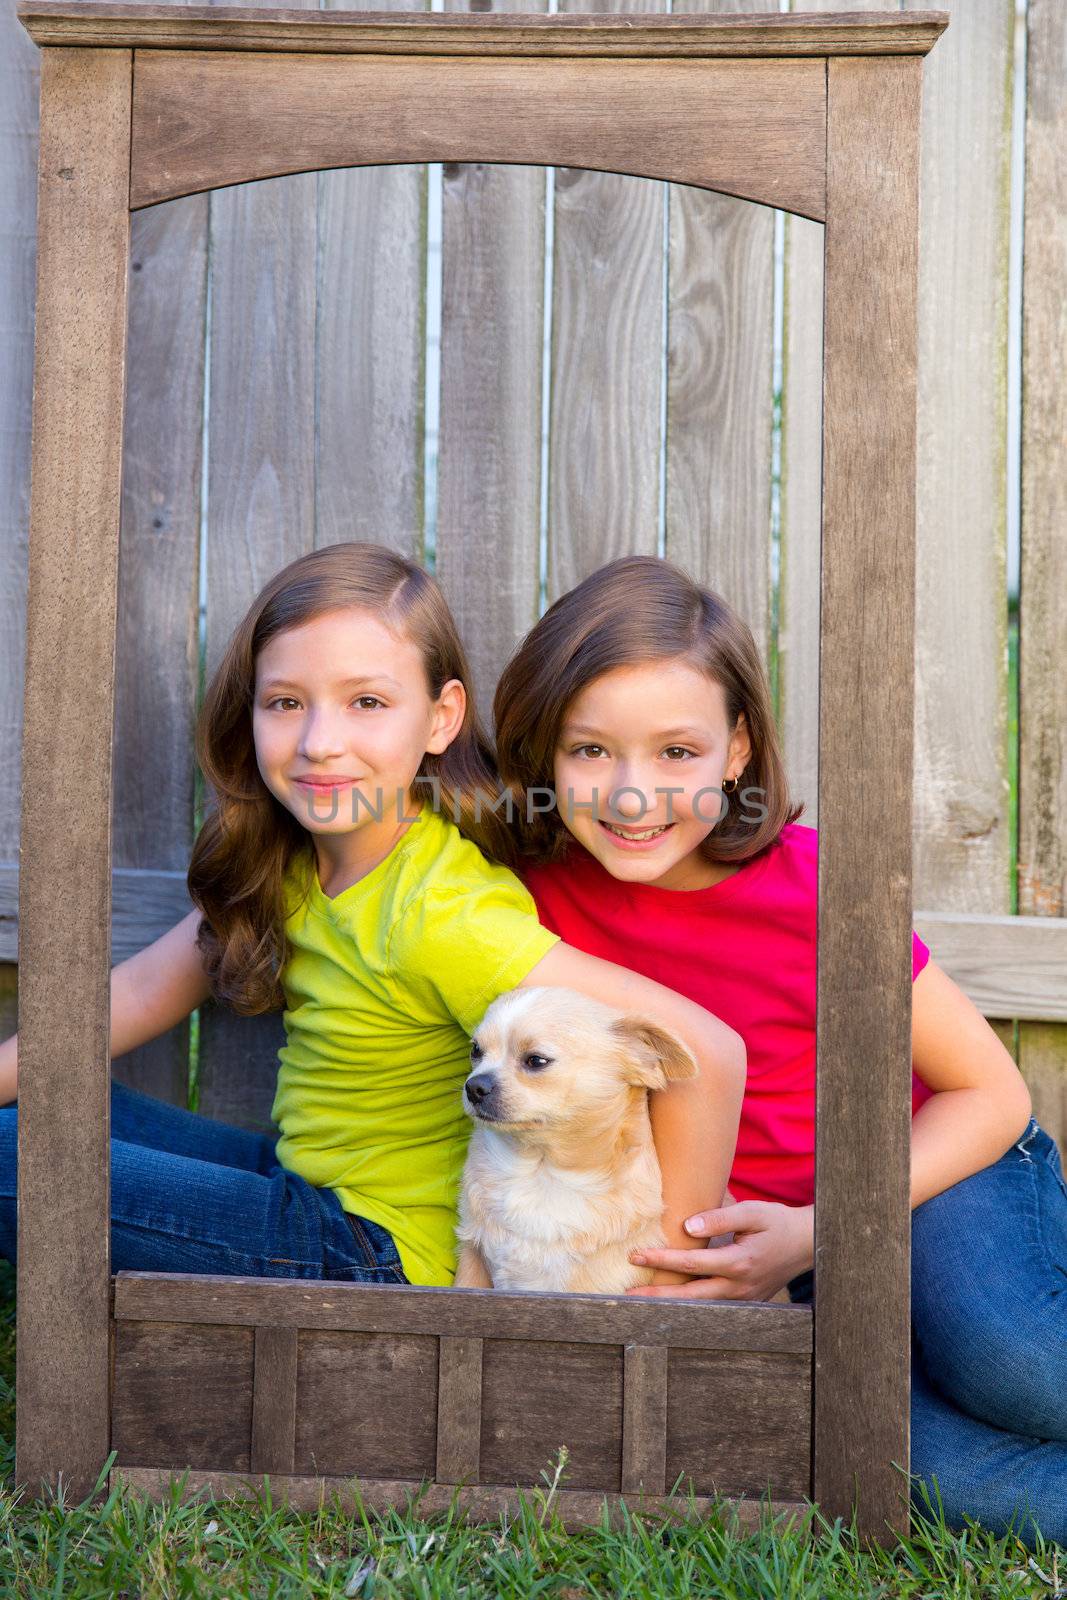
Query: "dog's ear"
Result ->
[[610, 1016, 698, 1091]]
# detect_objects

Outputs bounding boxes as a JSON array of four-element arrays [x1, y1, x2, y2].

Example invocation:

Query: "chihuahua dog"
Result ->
[[452, 986, 699, 1294]]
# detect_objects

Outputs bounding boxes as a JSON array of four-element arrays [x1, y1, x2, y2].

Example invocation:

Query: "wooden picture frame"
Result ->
[[14, 2, 946, 1543]]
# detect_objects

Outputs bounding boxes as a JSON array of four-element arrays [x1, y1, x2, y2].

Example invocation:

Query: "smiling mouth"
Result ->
[[599, 820, 674, 842], [293, 776, 360, 786]]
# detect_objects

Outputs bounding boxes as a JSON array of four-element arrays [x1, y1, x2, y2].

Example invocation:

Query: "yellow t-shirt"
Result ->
[[271, 802, 561, 1286]]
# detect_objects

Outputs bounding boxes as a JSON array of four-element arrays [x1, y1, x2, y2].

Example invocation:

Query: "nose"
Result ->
[[464, 1073, 496, 1105], [609, 773, 652, 821], [298, 707, 347, 762]]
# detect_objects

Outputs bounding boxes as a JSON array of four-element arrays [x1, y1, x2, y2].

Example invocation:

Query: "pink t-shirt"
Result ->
[[522, 822, 932, 1208]]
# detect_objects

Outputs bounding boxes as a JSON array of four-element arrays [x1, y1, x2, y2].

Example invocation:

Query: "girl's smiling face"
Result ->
[[252, 606, 464, 860], [553, 658, 751, 891]]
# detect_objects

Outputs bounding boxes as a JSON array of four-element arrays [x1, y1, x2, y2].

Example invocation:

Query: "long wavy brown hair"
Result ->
[[188, 541, 514, 1015], [493, 554, 804, 867]]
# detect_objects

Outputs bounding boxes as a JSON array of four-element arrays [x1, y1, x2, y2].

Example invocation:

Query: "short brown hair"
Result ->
[[493, 554, 803, 866]]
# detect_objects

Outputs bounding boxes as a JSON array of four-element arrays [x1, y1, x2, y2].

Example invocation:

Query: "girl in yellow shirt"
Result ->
[[0, 541, 744, 1286]]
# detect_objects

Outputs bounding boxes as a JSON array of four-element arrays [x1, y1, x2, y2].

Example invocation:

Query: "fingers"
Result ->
[[684, 1201, 762, 1237], [630, 1245, 748, 1277], [626, 1278, 749, 1300]]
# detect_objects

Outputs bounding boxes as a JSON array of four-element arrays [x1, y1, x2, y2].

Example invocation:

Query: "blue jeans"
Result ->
[[0, 1080, 408, 1283], [788, 1117, 1067, 1548]]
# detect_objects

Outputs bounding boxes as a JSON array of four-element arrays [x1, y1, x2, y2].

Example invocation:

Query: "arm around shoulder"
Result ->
[[0, 907, 212, 1106]]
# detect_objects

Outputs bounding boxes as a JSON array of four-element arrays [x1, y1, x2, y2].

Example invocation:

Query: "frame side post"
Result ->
[[815, 52, 922, 1544], [16, 44, 132, 1502]]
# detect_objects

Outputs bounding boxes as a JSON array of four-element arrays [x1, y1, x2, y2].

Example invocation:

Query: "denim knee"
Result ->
[[912, 1128, 1067, 1442]]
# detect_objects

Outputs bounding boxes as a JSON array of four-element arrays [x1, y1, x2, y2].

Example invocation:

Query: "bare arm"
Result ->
[[909, 959, 1032, 1205], [0, 908, 212, 1106], [519, 941, 746, 1282]]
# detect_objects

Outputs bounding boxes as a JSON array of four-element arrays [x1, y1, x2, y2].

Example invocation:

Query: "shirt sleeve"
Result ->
[[390, 877, 561, 1037], [912, 929, 931, 981]]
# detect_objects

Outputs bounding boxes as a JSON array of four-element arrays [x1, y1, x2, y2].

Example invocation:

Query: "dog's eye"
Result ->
[[522, 1053, 552, 1072], [470, 1039, 483, 1061]]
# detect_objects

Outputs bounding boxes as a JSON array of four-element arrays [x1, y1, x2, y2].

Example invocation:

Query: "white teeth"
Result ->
[[601, 821, 669, 841]]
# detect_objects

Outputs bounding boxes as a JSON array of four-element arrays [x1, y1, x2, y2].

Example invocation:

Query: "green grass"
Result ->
[[0, 1265, 1062, 1598]]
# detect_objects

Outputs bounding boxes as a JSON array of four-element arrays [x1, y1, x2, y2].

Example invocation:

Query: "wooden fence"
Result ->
[[1, 0, 1064, 1156]]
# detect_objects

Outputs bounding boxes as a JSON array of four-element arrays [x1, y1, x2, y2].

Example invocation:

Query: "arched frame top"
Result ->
[[21, 4, 948, 219], [132, 49, 828, 216]]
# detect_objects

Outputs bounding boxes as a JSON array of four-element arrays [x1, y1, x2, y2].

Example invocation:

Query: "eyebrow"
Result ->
[[562, 723, 708, 741], [259, 674, 403, 694]]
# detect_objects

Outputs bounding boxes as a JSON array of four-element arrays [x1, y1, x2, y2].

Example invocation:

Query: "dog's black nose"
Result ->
[[465, 1073, 495, 1105]]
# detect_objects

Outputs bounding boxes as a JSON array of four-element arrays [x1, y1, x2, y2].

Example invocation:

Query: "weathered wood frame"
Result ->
[[15, 2, 945, 1544]]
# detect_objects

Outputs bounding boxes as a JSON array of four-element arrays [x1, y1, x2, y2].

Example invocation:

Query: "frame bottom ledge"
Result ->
[[112, 1465, 813, 1531]]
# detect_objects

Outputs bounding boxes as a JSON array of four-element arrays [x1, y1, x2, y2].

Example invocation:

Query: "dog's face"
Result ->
[[462, 986, 697, 1139]]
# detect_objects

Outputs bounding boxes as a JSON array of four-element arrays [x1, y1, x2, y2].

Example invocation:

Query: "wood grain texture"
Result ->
[[906, 0, 1014, 919], [129, 50, 826, 220], [250, 1325, 298, 1474], [315, 0, 425, 558], [112, 189, 205, 1107], [15, 45, 132, 1504], [436, 1335, 483, 1485], [112, 1320, 255, 1471], [0, 1, 38, 1091], [1019, 0, 1067, 1161], [114, 1465, 812, 1530], [480, 1338, 623, 1489], [0, 865, 191, 962], [546, 0, 665, 603], [914, 912, 1067, 1025], [294, 1330, 438, 1478], [778, 199, 823, 825], [113, 1271, 814, 1350], [665, 0, 774, 663], [0, 4, 38, 862], [665, 1347, 810, 1501], [195, 0, 316, 1134], [436, 0, 545, 731], [815, 54, 923, 1544], [778, 0, 890, 826], [621, 1343, 667, 1495], [20, 4, 951, 57]]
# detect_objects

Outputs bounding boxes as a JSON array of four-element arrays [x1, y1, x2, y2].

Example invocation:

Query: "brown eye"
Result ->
[[523, 1054, 552, 1072], [470, 1040, 484, 1062]]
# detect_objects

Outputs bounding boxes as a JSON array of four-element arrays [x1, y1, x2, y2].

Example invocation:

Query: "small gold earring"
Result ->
[[721, 775, 739, 794]]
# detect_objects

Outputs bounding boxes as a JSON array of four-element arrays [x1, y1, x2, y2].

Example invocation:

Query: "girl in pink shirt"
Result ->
[[493, 553, 1067, 1548]]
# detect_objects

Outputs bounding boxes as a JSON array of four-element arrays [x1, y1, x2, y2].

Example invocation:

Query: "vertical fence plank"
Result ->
[[905, 0, 1015, 923], [547, 0, 666, 602], [778, 0, 892, 825], [666, 0, 774, 668], [111, 192, 205, 1107], [197, 0, 319, 1131], [778, 195, 821, 820], [16, 44, 132, 1501], [1019, 0, 1067, 1158], [0, 0, 40, 1074], [437, 0, 546, 730], [816, 53, 921, 1543], [316, 0, 426, 560]]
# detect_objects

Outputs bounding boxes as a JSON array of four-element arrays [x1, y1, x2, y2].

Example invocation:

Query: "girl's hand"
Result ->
[[626, 1201, 815, 1301]]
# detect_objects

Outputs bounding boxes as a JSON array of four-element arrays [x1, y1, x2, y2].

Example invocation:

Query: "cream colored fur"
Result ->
[[453, 986, 698, 1294]]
